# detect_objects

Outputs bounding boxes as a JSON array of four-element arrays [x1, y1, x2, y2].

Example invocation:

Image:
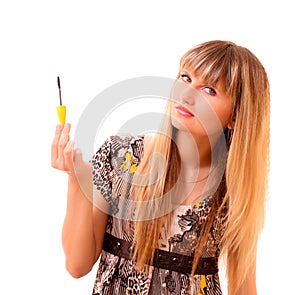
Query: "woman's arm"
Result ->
[[51, 124, 108, 278], [61, 177, 108, 278], [236, 258, 257, 295]]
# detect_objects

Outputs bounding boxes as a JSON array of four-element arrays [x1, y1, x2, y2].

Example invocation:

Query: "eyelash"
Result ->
[[180, 74, 217, 96], [180, 74, 192, 83]]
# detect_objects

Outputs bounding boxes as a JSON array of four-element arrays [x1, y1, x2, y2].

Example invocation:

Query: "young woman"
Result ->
[[51, 40, 270, 295]]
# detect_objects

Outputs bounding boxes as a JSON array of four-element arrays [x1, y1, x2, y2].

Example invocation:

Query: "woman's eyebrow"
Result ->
[[179, 69, 190, 75]]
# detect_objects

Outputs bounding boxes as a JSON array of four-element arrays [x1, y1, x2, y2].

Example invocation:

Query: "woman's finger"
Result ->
[[64, 140, 74, 172], [58, 123, 71, 160], [51, 124, 64, 167]]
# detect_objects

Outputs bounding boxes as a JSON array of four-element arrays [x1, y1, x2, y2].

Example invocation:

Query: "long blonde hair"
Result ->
[[132, 40, 270, 295]]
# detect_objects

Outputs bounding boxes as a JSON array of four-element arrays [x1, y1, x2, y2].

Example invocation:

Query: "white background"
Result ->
[[0, 0, 299, 294]]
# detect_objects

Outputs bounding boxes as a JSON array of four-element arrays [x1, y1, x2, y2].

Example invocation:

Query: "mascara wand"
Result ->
[[56, 76, 66, 125]]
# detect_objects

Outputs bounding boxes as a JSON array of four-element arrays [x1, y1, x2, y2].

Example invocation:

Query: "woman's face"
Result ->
[[170, 69, 234, 137]]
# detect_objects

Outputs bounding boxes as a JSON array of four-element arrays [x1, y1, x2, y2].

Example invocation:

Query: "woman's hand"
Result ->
[[51, 123, 93, 197], [51, 124, 74, 174], [51, 123, 77, 175]]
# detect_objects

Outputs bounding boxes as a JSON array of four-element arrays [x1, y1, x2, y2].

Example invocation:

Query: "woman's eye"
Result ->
[[203, 87, 217, 96], [180, 74, 192, 83]]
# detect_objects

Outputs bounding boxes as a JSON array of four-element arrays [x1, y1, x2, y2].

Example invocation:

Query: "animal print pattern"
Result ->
[[92, 135, 227, 295]]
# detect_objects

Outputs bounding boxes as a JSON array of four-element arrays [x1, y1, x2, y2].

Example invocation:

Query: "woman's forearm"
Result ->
[[62, 176, 97, 278]]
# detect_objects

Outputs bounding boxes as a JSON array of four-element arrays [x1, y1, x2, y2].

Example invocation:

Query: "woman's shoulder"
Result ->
[[106, 134, 145, 159], [110, 134, 144, 147], [94, 134, 144, 154]]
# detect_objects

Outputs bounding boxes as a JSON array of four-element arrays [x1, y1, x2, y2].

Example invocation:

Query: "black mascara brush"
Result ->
[[56, 76, 66, 125], [57, 76, 62, 106]]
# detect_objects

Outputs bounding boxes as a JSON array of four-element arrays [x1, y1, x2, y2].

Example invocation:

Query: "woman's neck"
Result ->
[[174, 129, 213, 178]]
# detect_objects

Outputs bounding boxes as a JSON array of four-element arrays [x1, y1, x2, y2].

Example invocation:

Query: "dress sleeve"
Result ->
[[92, 135, 144, 216], [92, 137, 114, 203]]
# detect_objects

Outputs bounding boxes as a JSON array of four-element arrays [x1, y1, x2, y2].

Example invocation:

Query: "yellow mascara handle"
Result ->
[[56, 105, 66, 126]]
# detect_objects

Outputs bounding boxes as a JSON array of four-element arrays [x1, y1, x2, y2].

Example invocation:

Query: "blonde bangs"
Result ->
[[179, 41, 236, 91]]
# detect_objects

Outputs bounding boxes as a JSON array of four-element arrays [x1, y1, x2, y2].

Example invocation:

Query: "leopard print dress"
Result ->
[[91, 135, 227, 295]]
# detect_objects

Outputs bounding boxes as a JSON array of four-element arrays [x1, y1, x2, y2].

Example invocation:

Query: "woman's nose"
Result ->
[[180, 83, 197, 105]]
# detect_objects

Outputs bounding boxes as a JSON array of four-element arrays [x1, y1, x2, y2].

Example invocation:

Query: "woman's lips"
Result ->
[[175, 105, 194, 117]]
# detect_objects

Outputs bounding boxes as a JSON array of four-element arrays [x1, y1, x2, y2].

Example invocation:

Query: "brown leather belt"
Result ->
[[102, 232, 218, 275]]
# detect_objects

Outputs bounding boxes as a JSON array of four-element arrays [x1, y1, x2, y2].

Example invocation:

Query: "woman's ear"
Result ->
[[227, 120, 235, 130], [227, 112, 236, 130]]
